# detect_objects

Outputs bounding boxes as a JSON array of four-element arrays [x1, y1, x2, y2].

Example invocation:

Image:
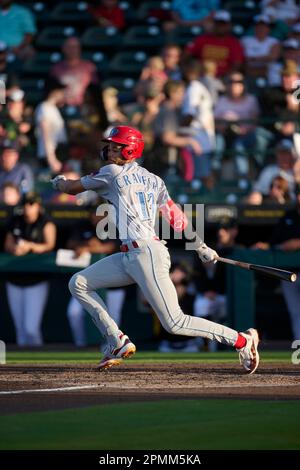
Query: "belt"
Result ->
[[120, 237, 160, 252], [120, 241, 139, 252]]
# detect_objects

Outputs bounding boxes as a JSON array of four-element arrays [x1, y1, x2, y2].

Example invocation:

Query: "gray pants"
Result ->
[[281, 275, 300, 340], [69, 240, 238, 348]]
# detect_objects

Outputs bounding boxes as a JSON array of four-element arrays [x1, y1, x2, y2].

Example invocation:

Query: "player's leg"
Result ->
[[6, 283, 26, 346], [125, 241, 259, 373], [23, 282, 49, 346], [105, 288, 126, 327], [68, 253, 134, 350]]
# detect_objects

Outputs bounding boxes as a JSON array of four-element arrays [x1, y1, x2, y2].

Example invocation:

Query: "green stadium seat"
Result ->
[[19, 78, 45, 105], [22, 51, 62, 76], [81, 26, 122, 50], [36, 26, 78, 49], [102, 77, 136, 104], [136, 1, 172, 22], [81, 51, 109, 77], [50, 2, 92, 25], [20, 1, 50, 23], [109, 51, 148, 77], [123, 25, 165, 50], [166, 25, 203, 46]]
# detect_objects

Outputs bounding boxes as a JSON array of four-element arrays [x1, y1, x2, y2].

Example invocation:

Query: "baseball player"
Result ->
[[51, 126, 259, 373]]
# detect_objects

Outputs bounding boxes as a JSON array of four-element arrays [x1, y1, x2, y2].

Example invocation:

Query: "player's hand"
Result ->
[[50, 175, 66, 191], [196, 243, 218, 264]]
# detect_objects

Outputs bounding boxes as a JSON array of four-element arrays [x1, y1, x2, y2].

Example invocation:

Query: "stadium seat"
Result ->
[[20, 1, 50, 24], [50, 2, 93, 26], [123, 25, 165, 50], [102, 77, 136, 104], [81, 26, 122, 51], [136, 1, 172, 23], [109, 51, 148, 77], [22, 51, 63, 76], [36, 26, 78, 49], [19, 78, 45, 105], [82, 51, 109, 78], [166, 26, 203, 46]]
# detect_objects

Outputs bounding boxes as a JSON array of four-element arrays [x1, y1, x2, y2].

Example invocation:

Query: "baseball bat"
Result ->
[[216, 256, 297, 283]]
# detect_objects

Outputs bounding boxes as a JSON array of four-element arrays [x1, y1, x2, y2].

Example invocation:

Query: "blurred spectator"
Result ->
[[247, 174, 291, 205], [1, 89, 32, 152], [65, 205, 120, 346], [158, 261, 197, 352], [273, 111, 300, 157], [199, 60, 224, 105], [0, 181, 20, 205], [103, 86, 127, 125], [261, 60, 300, 119], [180, 59, 215, 184], [50, 37, 99, 107], [215, 72, 260, 177], [0, 41, 19, 93], [4, 191, 57, 346], [152, 80, 202, 176], [170, 0, 220, 32], [268, 39, 300, 86], [0, 0, 36, 61], [184, 10, 244, 77], [88, 0, 125, 30], [241, 14, 281, 77], [34, 78, 68, 175], [252, 183, 300, 340], [135, 56, 168, 104], [0, 139, 33, 193], [248, 139, 298, 202], [193, 217, 239, 351], [68, 84, 108, 170], [261, 0, 299, 25], [161, 44, 182, 81]]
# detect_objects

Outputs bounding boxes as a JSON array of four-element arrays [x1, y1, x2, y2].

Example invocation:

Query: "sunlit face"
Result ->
[[162, 47, 181, 69], [2, 186, 20, 205], [227, 74, 245, 99], [106, 142, 125, 164]]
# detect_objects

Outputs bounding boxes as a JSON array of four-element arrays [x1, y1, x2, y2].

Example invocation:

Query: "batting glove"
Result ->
[[50, 175, 66, 191], [196, 243, 218, 264]]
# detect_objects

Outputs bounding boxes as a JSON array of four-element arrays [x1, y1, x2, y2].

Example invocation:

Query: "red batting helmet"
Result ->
[[102, 126, 144, 160]]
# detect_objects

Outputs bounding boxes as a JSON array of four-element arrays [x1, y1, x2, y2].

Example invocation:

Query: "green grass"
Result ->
[[5, 350, 292, 364], [1, 399, 299, 450]]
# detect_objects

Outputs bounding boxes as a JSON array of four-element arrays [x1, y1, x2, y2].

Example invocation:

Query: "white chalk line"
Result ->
[[0, 382, 299, 395]]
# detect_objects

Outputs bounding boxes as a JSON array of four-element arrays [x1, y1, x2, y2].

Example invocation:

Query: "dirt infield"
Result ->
[[0, 362, 300, 415]]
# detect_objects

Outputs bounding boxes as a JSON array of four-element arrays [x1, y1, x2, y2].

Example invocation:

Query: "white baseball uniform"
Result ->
[[69, 161, 239, 349]]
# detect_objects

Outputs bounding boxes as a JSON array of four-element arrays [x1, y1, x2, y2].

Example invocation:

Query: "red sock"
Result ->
[[234, 334, 247, 349]]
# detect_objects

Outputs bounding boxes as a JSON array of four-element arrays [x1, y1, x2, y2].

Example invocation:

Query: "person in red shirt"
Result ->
[[50, 37, 99, 107], [185, 10, 244, 77], [88, 0, 125, 30]]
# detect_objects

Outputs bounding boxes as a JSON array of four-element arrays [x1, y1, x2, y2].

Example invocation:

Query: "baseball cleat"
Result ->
[[237, 328, 260, 374], [97, 333, 136, 370]]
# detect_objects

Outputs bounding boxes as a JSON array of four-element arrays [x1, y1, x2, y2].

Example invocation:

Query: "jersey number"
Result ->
[[136, 191, 155, 221]]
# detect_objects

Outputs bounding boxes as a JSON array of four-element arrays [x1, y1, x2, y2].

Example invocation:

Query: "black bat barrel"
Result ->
[[249, 264, 297, 283]]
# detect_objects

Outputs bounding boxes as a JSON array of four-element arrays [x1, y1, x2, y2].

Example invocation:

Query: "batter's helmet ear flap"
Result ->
[[121, 144, 138, 160], [100, 145, 109, 161]]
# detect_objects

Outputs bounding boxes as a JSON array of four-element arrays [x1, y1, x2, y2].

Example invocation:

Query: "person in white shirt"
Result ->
[[35, 78, 68, 174], [241, 14, 281, 77], [247, 139, 297, 202]]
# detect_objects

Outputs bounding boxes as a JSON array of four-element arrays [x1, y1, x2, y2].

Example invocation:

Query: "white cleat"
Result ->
[[237, 328, 260, 374], [97, 333, 136, 370]]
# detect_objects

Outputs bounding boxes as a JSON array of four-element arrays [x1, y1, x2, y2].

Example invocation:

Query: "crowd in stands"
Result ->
[[0, 0, 299, 205], [1, 0, 300, 347]]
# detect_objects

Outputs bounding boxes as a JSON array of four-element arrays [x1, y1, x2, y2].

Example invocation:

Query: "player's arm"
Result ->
[[50, 175, 85, 195], [159, 198, 218, 263]]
